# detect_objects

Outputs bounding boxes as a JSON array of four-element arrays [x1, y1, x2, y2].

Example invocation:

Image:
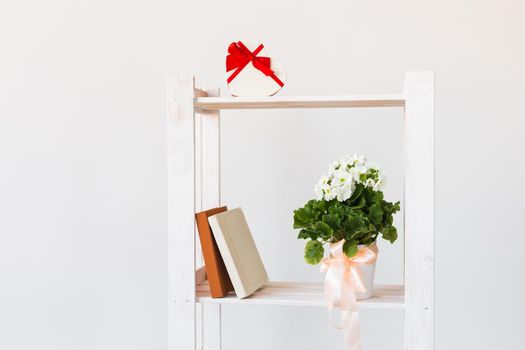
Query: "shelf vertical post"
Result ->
[[168, 76, 197, 350], [196, 87, 222, 350], [403, 71, 435, 350]]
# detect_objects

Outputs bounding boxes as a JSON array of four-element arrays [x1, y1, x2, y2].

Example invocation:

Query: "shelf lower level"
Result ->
[[196, 281, 404, 309]]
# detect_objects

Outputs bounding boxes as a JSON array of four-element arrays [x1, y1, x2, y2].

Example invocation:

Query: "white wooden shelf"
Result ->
[[194, 94, 405, 110], [197, 281, 404, 309], [168, 72, 435, 350]]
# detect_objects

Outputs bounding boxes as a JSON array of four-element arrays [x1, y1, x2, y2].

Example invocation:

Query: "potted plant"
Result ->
[[293, 154, 400, 299]]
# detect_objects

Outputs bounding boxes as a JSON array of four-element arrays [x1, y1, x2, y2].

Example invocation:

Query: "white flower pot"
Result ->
[[355, 250, 377, 300], [328, 241, 377, 301], [355, 242, 377, 300]]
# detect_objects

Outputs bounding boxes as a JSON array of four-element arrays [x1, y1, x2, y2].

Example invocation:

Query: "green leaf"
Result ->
[[348, 184, 364, 203], [343, 239, 358, 257], [293, 218, 307, 229], [322, 214, 341, 230], [293, 185, 400, 261], [345, 213, 367, 234], [381, 226, 398, 243], [369, 203, 384, 225], [349, 196, 366, 209], [392, 201, 401, 213], [364, 188, 384, 205], [294, 208, 306, 219], [297, 229, 309, 239], [304, 240, 324, 265], [312, 199, 327, 212], [293, 207, 313, 228], [315, 221, 333, 239], [297, 228, 319, 240], [361, 235, 377, 246], [328, 201, 344, 217]]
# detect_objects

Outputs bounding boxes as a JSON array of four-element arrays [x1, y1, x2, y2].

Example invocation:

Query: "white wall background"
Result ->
[[1, 0, 524, 349]]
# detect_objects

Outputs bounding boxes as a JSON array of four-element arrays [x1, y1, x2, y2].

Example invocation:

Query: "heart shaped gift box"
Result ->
[[226, 41, 286, 97]]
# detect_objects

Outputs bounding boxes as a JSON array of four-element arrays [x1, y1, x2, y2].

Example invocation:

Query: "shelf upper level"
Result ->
[[196, 281, 404, 309], [194, 94, 405, 110]]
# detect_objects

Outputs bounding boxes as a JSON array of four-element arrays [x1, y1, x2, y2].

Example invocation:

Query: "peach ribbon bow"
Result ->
[[320, 240, 378, 350]]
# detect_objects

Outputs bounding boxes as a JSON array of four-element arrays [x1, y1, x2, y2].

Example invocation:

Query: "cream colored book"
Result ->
[[208, 208, 268, 298]]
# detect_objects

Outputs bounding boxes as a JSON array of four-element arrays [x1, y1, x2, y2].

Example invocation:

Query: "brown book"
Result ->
[[195, 206, 234, 298]]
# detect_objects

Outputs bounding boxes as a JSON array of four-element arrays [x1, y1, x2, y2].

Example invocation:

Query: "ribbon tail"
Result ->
[[343, 310, 362, 350], [321, 241, 375, 350], [341, 270, 361, 350], [324, 278, 338, 328], [268, 72, 284, 87], [250, 57, 284, 88], [324, 261, 344, 329]]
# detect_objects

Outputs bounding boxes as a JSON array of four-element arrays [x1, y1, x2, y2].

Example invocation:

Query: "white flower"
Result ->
[[364, 178, 376, 189], [328, 160, 341, 175], [373, 171, 386, 191], [352, 164, 369, 181], [334, 181, 355, 201], [339, 158, 351, 172], [332, 169, 349, 183], [314, 175, 329, 200], [349, 154, 366, 166], [324, 187, 336, 200], [314, 175, 333, 201], [314, 154, 387, 202]]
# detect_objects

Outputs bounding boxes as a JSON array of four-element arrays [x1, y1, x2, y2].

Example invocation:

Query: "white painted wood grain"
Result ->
[[168, 76, 196, 350], [194, 87, 206, 350], [202, 300, 221, 350], [194, 94, 405, 110], [194, 87, 207, 267], [404, 71, 435, 350], [196, 302, 203, 350], [196, 282, 404, 309], [198, 87, 222, 350], [199, 87, 221, 210]]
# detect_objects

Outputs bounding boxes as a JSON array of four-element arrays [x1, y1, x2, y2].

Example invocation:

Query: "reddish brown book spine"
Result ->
[[195, 206, 234, 298]]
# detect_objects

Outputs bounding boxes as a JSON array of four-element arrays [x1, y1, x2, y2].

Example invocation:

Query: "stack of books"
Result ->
[[195, 207, 268, 298]]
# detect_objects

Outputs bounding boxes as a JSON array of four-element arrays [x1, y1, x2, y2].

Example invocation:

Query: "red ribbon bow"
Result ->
[[226, 41, 284, 87]]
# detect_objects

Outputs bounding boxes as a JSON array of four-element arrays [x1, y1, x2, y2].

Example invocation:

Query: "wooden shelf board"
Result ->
[[196, 281, 404, 309], [193, 95, 405, 110]]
